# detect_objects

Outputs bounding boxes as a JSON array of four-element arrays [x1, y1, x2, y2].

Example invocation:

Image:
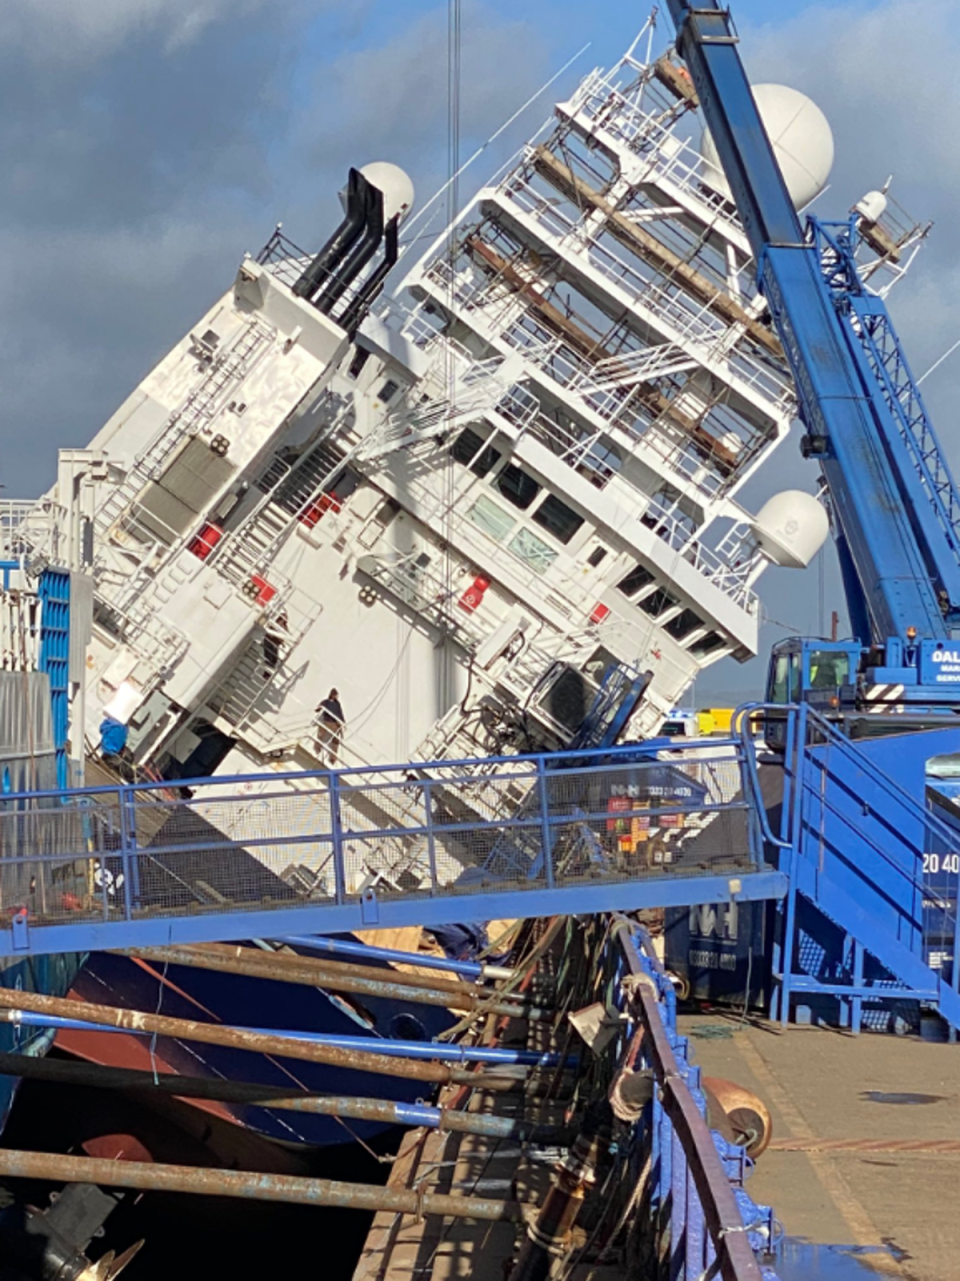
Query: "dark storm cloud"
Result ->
[[293, 1, 551, 242], [0, 1, 318, 493], [0, 0, 552, 496]]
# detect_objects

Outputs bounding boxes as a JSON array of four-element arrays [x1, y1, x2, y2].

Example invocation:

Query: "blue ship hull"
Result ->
[[58, 941, 454, 1149], [0, 952, 84, 1133]]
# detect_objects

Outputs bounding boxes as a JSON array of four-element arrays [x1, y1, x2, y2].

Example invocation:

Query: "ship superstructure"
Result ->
[[54, 41, 845, 820]]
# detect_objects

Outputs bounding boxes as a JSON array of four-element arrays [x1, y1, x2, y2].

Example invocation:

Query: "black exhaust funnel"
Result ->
[[312, 176, 385, 313], [293, 167, 367, 301], [338, 214, 400, 334]]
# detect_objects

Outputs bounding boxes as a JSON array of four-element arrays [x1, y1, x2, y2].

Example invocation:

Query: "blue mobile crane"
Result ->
[[664, 1, 960, 737]]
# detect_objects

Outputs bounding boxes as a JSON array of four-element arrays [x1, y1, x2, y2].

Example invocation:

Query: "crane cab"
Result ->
[[764, 638, 860, 746], [766, 638, 860, 709]]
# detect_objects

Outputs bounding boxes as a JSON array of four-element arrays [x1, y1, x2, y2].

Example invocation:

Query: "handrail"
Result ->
[[734, 702, 790, 850], [738, 701, 958, 910], [0, 738, 746, 810], [615, 922, 769, 1281]]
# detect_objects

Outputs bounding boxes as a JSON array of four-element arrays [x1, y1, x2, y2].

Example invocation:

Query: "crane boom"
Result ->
[[665, 1, 960, 716]]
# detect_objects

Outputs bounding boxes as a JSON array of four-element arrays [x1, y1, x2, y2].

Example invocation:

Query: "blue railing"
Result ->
[[740, 703, 960, 1031], [611, 920, 780, 1280], [0, 738, 787, 956]]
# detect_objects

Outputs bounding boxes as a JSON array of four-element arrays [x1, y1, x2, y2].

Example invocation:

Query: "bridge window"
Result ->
[[508, 526, 558, 574], [690, 631, 726, 657], [532, 493, 584, 545], [664, 608, 703, 640], [495, 463, 540, 511], [616, 564, 654, 598], [452, 428, 501, 478], [467, 493, 515, 542], [639, 587, 679, 618]]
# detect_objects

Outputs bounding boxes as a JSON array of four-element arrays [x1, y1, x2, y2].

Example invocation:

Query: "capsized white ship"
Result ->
[[25, 37, 925, 884]]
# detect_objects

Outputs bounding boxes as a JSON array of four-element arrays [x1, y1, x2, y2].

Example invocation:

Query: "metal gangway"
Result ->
[[0, 734, 783, 956], [8, 703, 960, 1039]]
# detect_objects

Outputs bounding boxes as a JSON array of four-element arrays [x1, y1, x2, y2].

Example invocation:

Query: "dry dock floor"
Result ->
[[679, 1012, 960, 1281]]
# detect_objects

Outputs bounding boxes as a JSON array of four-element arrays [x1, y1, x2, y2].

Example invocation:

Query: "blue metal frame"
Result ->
[[613, 920, 781, 1280], [37, 569, 71, 790], [741, 703, 960, 1032], [0, 737, 785, 957]]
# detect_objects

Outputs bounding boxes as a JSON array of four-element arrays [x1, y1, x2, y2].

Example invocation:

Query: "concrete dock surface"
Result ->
[[679, 1012, 960, 1281]]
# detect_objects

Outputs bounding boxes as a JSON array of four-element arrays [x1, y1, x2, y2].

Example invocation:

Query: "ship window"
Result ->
[[374, 497, 401, 527], [532, 494, 584, 545], [582, 646, 619, 685], [639, 587, 678, 618], [507, 526, 558, 574], [616, 564, 654, 598], [664, 608, 703, 641], [348, 348, 370, 379], [377, 379, 401, 402], [467, 493, 515, 542], [690, 631, 726, 657], [587, 547, 607, 568], [452, 428, 501, 478], [495, 464, 540, 511]]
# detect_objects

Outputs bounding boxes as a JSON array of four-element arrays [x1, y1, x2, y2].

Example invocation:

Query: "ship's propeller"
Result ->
[[78, 1240, 145, 1281]]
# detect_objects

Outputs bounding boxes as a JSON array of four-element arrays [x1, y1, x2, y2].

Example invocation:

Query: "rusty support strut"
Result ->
[[0, 1150, 524, 1221], [0, 988, 518, 1092], [0, 1051, 569, 1143], [120, 944, 548, 1020]]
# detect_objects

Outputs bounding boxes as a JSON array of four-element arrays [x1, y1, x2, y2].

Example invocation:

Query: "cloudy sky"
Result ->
[[3, 0, 958, 702]]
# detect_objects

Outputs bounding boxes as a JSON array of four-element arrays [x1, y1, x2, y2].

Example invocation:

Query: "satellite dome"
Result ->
[[855, 189, 888, 223], [753, 490, 829, 569], [701, 84, 834, 210], [359, 162, 415, 225]]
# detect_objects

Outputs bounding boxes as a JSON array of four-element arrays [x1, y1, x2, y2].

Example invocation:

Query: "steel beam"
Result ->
[[0, 869, 787, 959]]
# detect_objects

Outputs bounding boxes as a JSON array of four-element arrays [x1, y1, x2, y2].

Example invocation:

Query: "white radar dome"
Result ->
[[855, 189, 888, 223], [701, 84, 834, 210], [360, 162, 415, 225], [753, 490, 829, 569]]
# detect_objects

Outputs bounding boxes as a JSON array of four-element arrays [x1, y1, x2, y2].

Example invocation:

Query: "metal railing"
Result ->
[[740, 702, 960, 1032], [494, 174, 794, 415], [608, 920, 781, 1281], [0, 738, 780, 954]]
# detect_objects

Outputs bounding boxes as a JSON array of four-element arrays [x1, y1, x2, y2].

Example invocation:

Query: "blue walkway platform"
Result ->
[[7, 703, 960, 1039], [0, 737, 784, 956]]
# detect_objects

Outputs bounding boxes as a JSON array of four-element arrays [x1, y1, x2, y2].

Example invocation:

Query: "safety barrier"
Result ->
[[741, 703, 960, 1033], [603, 920, 781, 1280], [0, 738, 784, 956]]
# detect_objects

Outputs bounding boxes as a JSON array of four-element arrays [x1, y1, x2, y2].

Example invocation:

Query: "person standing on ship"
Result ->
[[315, 688, 345, 765]]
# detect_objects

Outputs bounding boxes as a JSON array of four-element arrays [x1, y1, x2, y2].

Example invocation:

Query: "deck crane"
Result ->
[[665, 1, 960, 736]]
